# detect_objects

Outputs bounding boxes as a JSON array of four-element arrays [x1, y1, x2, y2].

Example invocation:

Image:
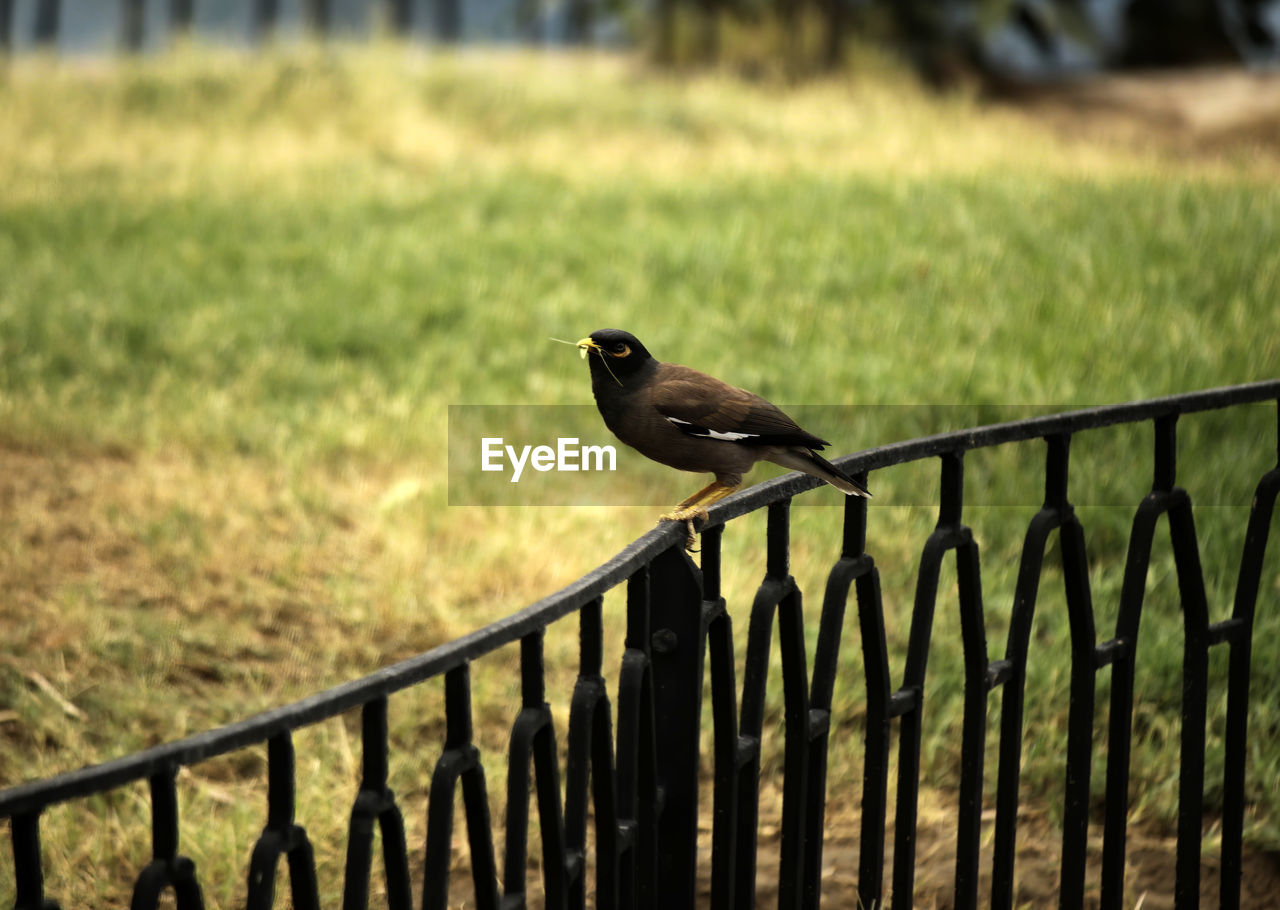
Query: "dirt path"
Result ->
[[1002, 66, 1280, 159]]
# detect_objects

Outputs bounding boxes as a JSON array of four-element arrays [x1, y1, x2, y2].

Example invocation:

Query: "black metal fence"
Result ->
[[3, 379, 1279, 909]]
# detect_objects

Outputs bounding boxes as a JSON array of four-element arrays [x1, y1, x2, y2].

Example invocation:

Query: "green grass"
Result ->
[[0, 45, 1278, 907]]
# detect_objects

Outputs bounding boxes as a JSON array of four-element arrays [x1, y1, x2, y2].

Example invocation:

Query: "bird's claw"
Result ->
[[659, 509, 706, 551], [659, 506, 709, 523]]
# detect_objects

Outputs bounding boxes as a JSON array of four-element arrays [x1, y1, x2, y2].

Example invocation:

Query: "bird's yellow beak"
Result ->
[[576, 337, 600, 360]]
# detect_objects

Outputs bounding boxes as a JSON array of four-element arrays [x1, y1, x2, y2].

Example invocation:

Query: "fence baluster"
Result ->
[[422, 663, 500, 910], [803, 479, 872, 910], [617, 568, 660, 910], [1169, 491, 1211, 908], [992, 439, 1067, 910], [916, 450, 992, 910], [130, 767, 205, 909], [649, 541, 707, 906], [564, 598, 622, 910], [1098, 490, 1157, 907], [953, 525, 987, 910], [892, 451, 967, 910], [772, 503, 813, 910], [734, 500, 812, 910], [504, 629, 570, 910], [12, 811, 58, 910], [1100, 414, 1180, 910], [705, 532, 743, 910], [850, 478, 894, 910], [1220, 406, 1280, 908], [246, 732, 320, 910], [698, 522, 751, 910], [505, 637, 539, 908], [1050, 510, 1099, 910], [735, 516, 775, 910], [343, 696, 412, 910]]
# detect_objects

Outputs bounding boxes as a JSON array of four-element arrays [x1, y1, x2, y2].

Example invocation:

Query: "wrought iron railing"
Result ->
[[3, 380, 1278, 910]]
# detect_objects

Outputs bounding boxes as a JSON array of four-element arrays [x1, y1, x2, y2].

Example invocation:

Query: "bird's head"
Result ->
[[576, 329, 654, 383]]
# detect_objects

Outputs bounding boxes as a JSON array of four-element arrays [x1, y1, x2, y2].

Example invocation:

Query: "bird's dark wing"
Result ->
[[649, 364, 830, 449]]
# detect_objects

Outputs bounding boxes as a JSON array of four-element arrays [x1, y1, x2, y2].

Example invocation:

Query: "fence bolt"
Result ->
[[651, 629, 678, 654]]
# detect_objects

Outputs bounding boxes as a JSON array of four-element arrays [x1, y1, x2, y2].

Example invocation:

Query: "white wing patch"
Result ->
[[666, 417, 758, 442]]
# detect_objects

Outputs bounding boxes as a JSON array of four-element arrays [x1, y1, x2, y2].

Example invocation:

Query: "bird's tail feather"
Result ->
[[768, 448, 872, 498]]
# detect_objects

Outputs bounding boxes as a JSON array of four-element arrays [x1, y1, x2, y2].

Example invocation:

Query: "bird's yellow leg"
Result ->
[[660, 481, 740, 550], [660, 480, 739, 523]]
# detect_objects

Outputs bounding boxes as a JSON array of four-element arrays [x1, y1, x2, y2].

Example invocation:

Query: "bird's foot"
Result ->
[[660, 505, 709, 523], [659, 508, 707, 551]]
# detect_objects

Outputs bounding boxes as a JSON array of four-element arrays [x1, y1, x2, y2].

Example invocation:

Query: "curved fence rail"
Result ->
[[3, 380, 1279, 910]]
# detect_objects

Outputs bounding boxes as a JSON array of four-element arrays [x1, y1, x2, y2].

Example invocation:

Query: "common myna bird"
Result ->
[[576, 329, 870, 548]]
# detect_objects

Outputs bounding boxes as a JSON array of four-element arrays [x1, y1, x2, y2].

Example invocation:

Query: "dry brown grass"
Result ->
[[1, 442, 652, 905], [0, 442, 646, 742]]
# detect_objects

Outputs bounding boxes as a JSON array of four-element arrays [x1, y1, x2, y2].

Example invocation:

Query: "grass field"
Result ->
[[1, 45, 1279, 907]]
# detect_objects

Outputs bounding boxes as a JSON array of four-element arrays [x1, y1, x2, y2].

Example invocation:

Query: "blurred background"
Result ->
[[3, 0, 1279, 78], [2, 1, 1279, 907]]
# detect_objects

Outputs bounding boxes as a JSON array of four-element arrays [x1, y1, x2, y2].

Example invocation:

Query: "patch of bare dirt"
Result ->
[[724, 801, 1280, 908], [1001, 67, 1280, 160]]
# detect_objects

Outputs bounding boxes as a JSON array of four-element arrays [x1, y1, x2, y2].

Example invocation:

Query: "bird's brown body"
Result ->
[[593, 361, 826, 486], [576, 329, 869, 547]]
